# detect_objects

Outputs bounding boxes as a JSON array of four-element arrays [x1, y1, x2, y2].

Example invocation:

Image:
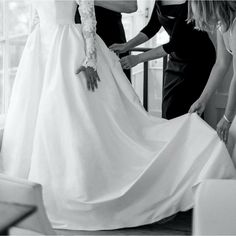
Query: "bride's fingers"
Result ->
[[92, 75, 97, 90], [91, 73, 99, 90], [91, 73, 99, 91], [94, 71, 100, 82], [86, 77, 91, 91], [90, 74, 96, 92]]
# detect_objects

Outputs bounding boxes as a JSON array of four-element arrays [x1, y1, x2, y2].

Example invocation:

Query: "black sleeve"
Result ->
[[162, 3, 196, 54], [140, 1, 162, 39]]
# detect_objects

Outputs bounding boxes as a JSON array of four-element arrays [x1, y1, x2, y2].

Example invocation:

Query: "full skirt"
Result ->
[[1, 24, 236, 230]]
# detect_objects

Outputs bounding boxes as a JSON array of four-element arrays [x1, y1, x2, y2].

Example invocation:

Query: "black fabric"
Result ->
[[162, 53, 215, 119], [75, 6, 130, 80], [141, 0, 216, 119]]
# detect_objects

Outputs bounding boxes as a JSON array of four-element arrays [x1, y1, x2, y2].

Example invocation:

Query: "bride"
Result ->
[[1, 0, 236, 231]]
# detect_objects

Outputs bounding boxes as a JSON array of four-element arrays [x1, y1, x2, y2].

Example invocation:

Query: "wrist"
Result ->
[[123, 42, 131, 52], [224, 111, 234, 122], [199, 95, 209, 104], [223, 114, 232, 124], [136, 54, 142, 64]]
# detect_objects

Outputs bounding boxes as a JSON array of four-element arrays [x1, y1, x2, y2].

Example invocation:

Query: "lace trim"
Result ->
[[77, 0, 97, 70], [31, 9, 40, 32]]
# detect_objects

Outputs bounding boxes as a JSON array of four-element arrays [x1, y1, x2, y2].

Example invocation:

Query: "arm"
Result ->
[[125, 2, 184, 64], [136, 46, 167, 64], [189, 31, 232, 115], [223, 25, 236, 122], [215, 26, 236, 143], [95, 0, 137, 13], [126, 1, 162, 50], [78, 0, 97, 70], [119, 2, 167, 69], [110, 2, 161, 54], [199, 31, 232, 104], [76, 0, 100, 91], [110, 32, 149, 55], [140, 1, 161, 40], [160, 2, 192, 54], [120, 44, 167, 70]]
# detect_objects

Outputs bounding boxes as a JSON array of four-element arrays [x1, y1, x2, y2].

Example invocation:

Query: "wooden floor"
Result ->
[[56, 210, 192, 236]]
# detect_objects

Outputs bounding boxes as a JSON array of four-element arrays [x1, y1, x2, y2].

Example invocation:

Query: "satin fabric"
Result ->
[[1, 0, 236, 230]]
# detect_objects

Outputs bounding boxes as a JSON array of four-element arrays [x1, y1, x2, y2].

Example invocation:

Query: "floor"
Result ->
[[56, 210, 192, 236]]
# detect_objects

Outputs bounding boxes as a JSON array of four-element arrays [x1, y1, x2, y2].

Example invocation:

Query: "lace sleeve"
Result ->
[[76, 0, 97, 70], [30, 8, 40, 32]]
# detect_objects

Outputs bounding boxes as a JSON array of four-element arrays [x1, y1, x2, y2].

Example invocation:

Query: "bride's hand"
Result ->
[[109, 43, 128, 55], [76, 66, 100, 92]]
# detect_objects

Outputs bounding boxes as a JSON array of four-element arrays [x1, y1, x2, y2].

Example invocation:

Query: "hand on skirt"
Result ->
[[109, 43, 128, 55], [188, 99, 206, 116], [76, 66, 100, 92], [120, 55, 139, 69]]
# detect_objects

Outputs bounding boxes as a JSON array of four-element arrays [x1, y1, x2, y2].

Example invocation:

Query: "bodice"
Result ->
[[32, 0, 77, 26], [31, 0, 97, 70]]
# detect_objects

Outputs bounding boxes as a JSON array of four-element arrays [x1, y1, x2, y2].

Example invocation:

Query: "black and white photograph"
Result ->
[[0, 0, 236, 235]]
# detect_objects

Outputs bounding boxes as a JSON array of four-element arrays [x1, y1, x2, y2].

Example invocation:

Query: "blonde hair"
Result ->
[[188, 0, 236, 32]]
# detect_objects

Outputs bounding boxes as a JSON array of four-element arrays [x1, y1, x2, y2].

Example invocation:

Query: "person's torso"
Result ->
[[155, 0, 214, 60]]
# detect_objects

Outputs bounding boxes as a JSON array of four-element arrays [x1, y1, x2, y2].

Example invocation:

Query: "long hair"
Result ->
[[188, 0, 236, 32]]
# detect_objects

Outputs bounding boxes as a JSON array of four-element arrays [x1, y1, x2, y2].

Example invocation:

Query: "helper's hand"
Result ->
[[120, 55, 139, 69], [216, 116, 232, 143], [76, 66, 100, 92], [109, 43, 128, 55], [188, 99, 206, 116]]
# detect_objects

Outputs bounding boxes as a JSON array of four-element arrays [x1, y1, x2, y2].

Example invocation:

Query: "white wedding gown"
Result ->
[[1, 0, 236, 231]]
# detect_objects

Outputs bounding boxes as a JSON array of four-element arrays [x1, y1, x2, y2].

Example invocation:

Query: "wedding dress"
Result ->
[[1, 0, 236, 231]]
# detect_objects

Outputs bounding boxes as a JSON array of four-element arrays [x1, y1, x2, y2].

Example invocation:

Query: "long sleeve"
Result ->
[[30, 8, 40, 32], [140, 1, 162, 39], [76, 0, 97, 70]]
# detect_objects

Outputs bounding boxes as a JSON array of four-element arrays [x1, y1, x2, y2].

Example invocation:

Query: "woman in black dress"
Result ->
[[110, 0, 216, 119]]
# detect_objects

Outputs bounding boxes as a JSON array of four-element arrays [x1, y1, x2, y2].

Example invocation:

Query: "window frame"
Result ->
[[0, 0, 31, 114]]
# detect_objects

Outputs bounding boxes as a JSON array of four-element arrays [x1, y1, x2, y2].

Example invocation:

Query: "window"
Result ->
[[0, 0, 31, 114]]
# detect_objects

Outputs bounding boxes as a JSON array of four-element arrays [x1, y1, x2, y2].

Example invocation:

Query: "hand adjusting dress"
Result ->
[[1, 0, 235, 231]]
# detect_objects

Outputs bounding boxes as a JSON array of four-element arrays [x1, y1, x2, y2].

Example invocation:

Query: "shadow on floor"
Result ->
[[56, 210, 192, 236]]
